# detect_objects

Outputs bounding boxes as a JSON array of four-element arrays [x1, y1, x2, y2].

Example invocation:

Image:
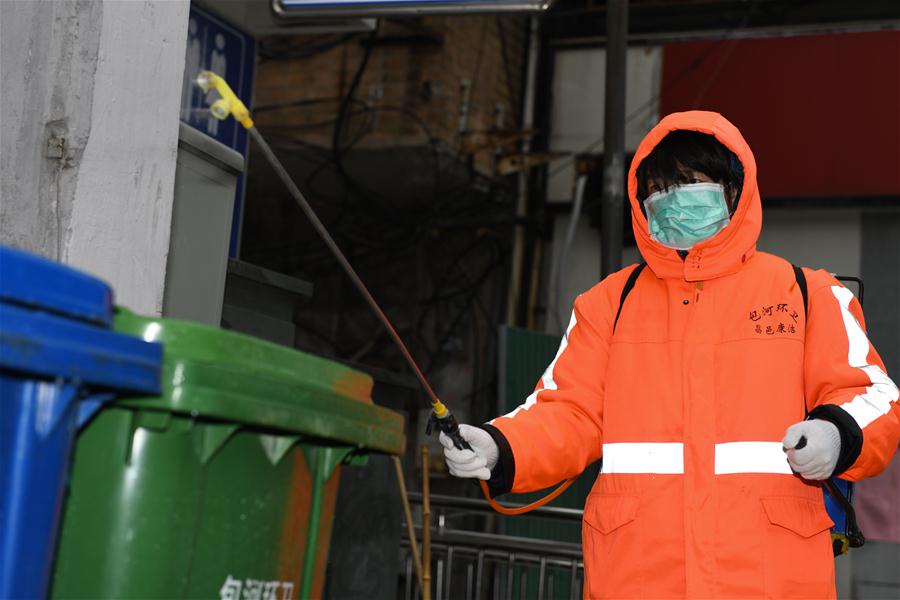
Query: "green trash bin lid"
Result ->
[[114, 309, 405, 455]]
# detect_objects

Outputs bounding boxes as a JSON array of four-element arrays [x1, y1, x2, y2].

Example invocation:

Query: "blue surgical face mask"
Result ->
[[642, 182, 730, 250]]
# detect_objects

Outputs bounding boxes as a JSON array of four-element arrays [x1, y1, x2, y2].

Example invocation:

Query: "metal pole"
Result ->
[[422, 445, 432, 600], [406, 491, 584, 521], [506, 16, 540, 325], [394, 456, 425, 595], [601, 0, 628, 279]]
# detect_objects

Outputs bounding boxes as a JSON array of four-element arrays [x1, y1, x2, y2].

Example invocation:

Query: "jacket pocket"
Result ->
[[582, 495, 640, 599], [584, 494, 639, 534], [760, 495, 835, 599], [761, 496, 834, 538]]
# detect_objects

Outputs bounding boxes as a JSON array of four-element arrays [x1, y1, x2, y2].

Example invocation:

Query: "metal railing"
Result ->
[[407, 492, 584, 521], [399, 492, 584, 600]]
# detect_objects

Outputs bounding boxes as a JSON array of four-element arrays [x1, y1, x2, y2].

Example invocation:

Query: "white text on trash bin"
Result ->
[[220, 575, 294, 600]]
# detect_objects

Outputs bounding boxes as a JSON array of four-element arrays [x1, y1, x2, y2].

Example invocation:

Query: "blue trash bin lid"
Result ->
[[0, 245, 113, 327]]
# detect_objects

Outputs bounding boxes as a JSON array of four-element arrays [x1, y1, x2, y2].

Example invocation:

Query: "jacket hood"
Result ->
[[628, 111, 762, 281]]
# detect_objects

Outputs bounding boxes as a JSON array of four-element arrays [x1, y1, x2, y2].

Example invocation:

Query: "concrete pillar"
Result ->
[[1, 0, 189, 315]]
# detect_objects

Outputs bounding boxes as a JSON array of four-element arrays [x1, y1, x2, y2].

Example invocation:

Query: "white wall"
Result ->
[[546, 46, 662, 203], [757, 208, 861, 276], [1, 0, 190, 315], [542, 45, 660, 332], [544, 214, 641, 335]]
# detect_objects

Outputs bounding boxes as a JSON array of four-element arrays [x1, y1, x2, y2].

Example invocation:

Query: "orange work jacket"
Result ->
[[483, 111, 900, 599]]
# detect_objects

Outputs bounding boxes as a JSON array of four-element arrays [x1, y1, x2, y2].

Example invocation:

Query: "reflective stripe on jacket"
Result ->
[[484, 111, 900, 599]]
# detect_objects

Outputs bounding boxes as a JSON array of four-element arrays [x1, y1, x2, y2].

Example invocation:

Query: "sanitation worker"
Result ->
[[440, 111, 900, 599]]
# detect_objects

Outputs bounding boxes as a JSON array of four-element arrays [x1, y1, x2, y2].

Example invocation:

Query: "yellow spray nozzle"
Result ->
[[196, 70, 254, 130], [431, 400, 449, 418]]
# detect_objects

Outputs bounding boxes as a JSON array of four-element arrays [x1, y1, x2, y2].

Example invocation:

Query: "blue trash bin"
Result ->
[[0, 246, 162, 599]]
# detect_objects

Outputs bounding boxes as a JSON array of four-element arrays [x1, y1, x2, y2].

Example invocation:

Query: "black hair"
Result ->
[[636, 130, 744, 205]]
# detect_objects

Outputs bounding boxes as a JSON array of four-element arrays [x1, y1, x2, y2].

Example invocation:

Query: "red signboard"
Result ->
[[660, 31, 900, 199]]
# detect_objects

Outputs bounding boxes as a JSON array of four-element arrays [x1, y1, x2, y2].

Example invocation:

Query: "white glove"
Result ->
[[782, 419, 841, 480], [439, 424, 499, 481]]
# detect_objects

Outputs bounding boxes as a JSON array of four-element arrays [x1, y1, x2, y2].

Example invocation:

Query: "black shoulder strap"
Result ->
[[793, 263, 809, 420], [792, 264, 808, 318], [613, 263, 647, 333]]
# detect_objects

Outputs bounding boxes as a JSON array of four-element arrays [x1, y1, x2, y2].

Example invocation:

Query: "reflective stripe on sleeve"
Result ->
[[601, 443, 684, 474], [831, 286, 899, 429], [714, 441, 793, 475]]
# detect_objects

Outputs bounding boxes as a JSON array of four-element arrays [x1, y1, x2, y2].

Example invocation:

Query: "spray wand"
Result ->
[[196, 70, 573, 516], [196, 71, 468, 445]]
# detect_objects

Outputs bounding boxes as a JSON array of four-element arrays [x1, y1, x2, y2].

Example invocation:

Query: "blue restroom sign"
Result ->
[[179, 4, 256, 257]]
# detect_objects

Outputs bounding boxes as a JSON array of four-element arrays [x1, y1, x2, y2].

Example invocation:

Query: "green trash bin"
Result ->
[[51, 310, 405, 600]]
